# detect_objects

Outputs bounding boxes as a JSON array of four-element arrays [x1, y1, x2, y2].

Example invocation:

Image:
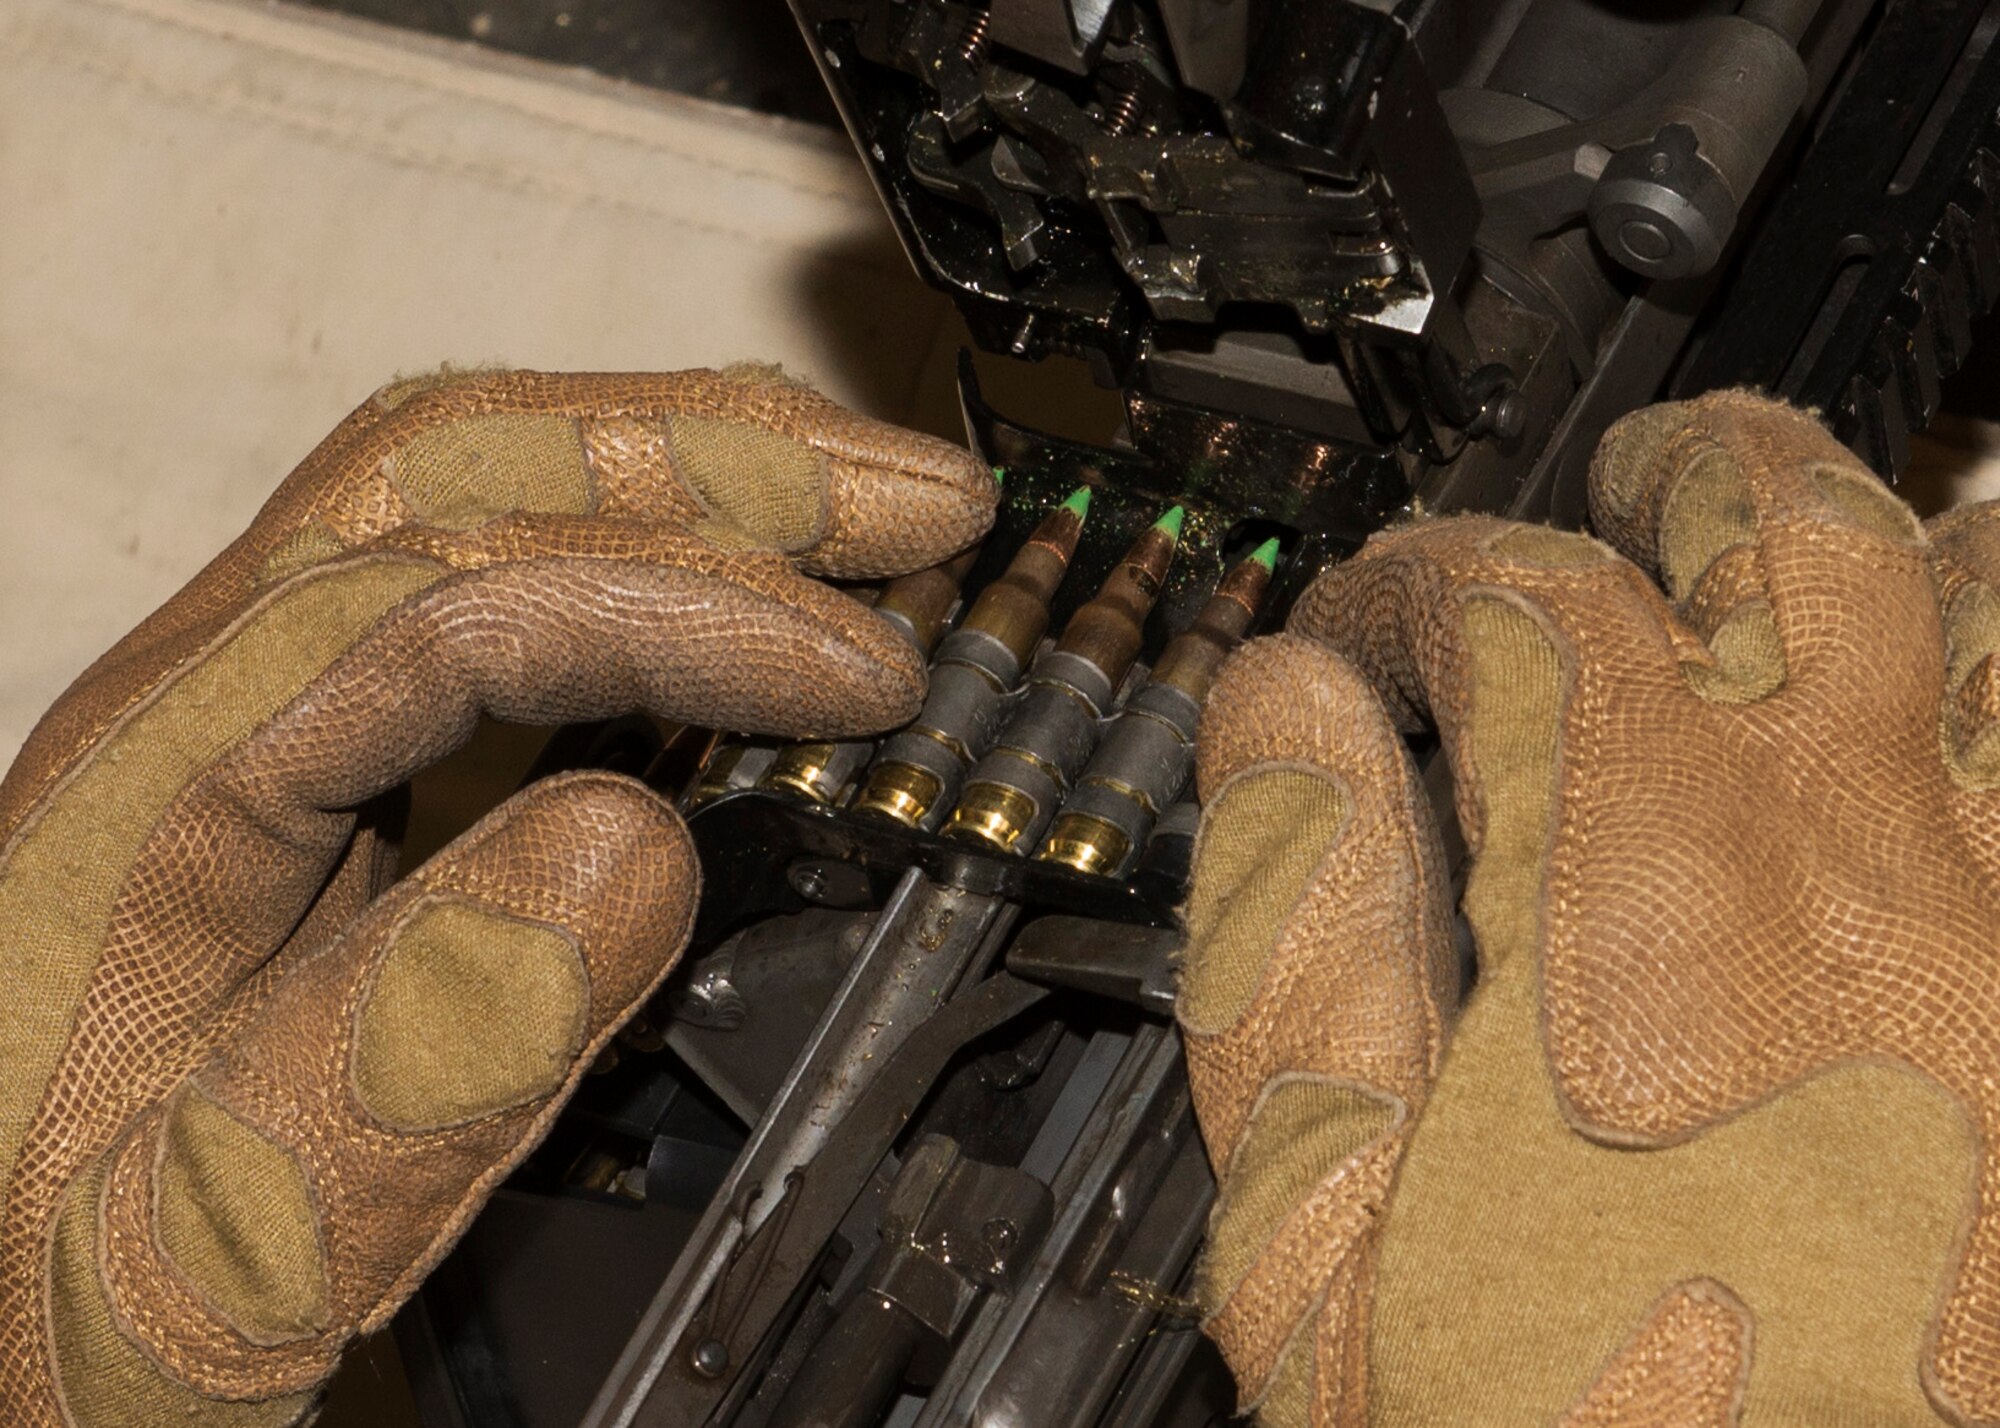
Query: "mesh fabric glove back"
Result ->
[[1182, 391, 2000, 1426], [0, 367, 994, 1427]]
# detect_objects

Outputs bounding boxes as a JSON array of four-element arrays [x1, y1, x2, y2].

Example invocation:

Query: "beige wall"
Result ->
[[0, 7, 988, 1415], [0, 0, 975, 770]]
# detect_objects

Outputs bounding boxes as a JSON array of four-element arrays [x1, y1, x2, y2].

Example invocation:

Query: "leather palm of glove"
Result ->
[[0, 368, 993, 1427], [1182, 392, 2000, 1427]]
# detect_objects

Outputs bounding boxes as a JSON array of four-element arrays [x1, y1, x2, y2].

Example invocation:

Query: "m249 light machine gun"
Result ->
[[393, 5, 2000, 1426]]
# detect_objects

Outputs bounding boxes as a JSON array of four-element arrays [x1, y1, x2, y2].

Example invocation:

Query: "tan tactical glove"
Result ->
[[0, 368, 993, 1428], [1181, 391, 2000, 1426]]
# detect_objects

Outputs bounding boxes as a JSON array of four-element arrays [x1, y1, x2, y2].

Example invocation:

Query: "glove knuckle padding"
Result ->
[[1190, 395, 2000, 1426], [342, 366, 994, 577], [0, 368, 994, 1426]]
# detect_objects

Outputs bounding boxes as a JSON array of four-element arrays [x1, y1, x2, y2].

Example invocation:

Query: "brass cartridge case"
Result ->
[[946, 509, 1184, 854], [763, 543, 982, 805], [1038, 541, 1276, 875], [857, 491, 1089, 827]]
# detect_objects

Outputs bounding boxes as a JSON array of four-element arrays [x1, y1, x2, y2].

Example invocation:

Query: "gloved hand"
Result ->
[[1181, 391, 2000, 1426], [0, 367, 993, 1427]]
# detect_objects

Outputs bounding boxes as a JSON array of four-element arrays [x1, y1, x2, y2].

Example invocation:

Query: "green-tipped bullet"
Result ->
[[1151, 543, 1277, 700], [1061, 485, 1093, 520], [1048, 504, 1182, 692], [874, 538, 984, 657], [957, 484, 1087, 669], [1036, 537, 1271, 877]]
